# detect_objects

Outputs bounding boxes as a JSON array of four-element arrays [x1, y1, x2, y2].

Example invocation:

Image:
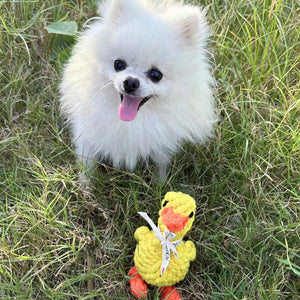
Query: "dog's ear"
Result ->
[[99, 0, 143, 23], [168, 6, 209, 46]]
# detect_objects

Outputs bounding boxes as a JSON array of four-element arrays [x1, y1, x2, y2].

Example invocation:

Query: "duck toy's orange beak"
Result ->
[[161, 207, 189, 232]]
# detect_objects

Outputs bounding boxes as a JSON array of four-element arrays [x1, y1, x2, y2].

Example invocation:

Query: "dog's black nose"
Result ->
[[123, 77, 140, 94]]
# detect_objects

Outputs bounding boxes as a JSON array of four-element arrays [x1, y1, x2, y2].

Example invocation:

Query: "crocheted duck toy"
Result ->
[[128, 192, 196, 300]]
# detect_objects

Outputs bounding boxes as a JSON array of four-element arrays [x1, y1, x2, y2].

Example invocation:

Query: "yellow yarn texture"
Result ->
[[134, 192, 196, 287]]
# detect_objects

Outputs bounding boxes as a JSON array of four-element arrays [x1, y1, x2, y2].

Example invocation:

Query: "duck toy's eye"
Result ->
[[188, 211, 194, 218], [162, 201, 169, 207]]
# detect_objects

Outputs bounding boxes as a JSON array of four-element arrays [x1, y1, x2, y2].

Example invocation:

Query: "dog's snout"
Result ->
[[123, 77, 140, 94]]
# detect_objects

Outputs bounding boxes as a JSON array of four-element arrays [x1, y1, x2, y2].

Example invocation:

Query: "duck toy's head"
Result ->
[[158, 192, 196, 240]]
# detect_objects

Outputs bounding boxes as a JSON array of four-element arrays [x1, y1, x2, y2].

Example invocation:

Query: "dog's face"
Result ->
[[102, 19, 177, 121], [97, 0, 208, 121]]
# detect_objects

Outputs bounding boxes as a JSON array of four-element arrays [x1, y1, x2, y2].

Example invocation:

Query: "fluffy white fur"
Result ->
[[60, 0, 217, 177]]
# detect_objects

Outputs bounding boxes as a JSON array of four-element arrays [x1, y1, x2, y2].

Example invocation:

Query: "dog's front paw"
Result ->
[[78, 172, 92, 193]]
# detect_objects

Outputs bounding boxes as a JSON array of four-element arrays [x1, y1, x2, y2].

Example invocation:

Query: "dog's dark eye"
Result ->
[[148, 68, 163, 83], [162, 201, 169, 207], [188, 211, 194, 218], [114, 59, 127, 72]]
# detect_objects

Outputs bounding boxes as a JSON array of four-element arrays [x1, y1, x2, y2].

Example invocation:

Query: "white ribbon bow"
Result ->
[[138, 212, 182, 276]]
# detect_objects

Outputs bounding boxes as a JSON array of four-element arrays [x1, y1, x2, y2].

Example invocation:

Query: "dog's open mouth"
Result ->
[[118, 94, 152, 121]]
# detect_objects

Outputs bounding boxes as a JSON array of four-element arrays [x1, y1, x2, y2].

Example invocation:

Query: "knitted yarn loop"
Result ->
[[138, 212, 181, 275]]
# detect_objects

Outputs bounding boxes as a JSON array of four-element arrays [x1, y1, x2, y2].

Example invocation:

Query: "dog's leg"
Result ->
[[75, 140, 98, 188], [158, 162, 168, 180], [77, 157, 95, 188], [152, 153, 171, 180]]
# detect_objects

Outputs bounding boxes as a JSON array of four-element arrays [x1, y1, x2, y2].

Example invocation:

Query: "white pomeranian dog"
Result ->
[[60, 0, 217, 179]]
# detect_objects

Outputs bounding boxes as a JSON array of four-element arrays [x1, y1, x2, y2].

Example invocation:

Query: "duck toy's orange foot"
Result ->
[[129, 266, 181, 300], [128, 266, 148, 298], [159, 286, 181, 300], [128, 192, 197, 299]]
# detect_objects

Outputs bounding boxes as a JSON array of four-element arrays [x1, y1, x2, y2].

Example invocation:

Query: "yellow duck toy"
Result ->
[[128, 192, 196, 300]]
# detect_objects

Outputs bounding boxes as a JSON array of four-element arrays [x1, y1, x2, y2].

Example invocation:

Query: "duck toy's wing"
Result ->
[[134, 226, 150, 242]]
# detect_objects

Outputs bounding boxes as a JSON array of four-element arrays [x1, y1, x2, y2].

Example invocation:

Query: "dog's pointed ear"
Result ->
[[99, 0, 143, 23], [169, 6, 209, 45]]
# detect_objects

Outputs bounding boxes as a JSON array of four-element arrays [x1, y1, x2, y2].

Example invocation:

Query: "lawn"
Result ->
[[0, 0, 299, 299]]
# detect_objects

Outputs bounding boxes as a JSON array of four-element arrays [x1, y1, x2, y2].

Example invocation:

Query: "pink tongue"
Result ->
[[118, 95, 143, 121]]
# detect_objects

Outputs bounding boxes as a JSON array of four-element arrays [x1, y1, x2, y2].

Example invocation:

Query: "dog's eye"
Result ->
[[148, 68, 163, 83], [188, 211, 194, 218], [114, 59, 127, 72], [162, 201, 169, 207]]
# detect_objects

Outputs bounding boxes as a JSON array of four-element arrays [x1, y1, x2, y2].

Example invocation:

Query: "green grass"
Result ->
[[0, 0, 299, 299]]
